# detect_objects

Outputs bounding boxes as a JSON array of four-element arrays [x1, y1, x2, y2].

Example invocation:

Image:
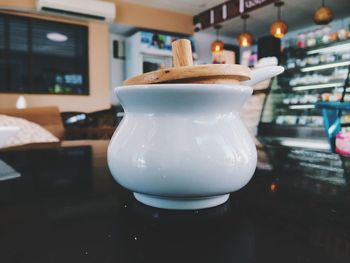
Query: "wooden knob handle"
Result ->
[[172, 39, 193, 67]]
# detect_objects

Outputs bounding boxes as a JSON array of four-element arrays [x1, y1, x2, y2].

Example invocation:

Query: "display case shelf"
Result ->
[[258, 37, 350, 146], [305, 39, 350, 55], [290, 83, 345, 91], [284, 60, 350, 73], [300, 60, 350, 72], [287, 104, 316, 110], [286, 38, 350, 56]]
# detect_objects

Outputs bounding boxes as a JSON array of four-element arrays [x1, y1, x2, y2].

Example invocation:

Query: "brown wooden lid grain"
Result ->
[[123, 39, 251, 86]]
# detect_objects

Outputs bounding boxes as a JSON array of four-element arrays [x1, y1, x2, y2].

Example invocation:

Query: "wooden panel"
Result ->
[[0, 10, 87, 25], [109, 0, 193, 35], [0, 0, 36, 10]]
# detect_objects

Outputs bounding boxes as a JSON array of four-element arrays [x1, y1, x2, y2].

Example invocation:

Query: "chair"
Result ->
[[61, 107, 121, 140], [316, 102, 350, 152]]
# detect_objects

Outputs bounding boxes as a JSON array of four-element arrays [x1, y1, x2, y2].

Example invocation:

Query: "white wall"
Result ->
[[193, 32, 237, 64]]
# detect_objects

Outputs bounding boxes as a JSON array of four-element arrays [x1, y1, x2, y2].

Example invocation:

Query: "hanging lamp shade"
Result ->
[[211, 25, 224, 54], [270, 1, 288, 39], [313, 0, 333, 25], [270, 20, 288, 38], [237, 32, 253, 47], [211, 40, 224, 54], [237, 14, 253, 47]]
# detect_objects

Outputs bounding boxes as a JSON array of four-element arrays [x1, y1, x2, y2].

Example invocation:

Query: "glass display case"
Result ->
[[259, 37, 350, 149]]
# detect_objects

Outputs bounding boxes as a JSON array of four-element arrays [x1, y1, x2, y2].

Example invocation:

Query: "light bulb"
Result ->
[[16, 96, 27, 109], [237, 32, 253, 47], [270, 20, 288, 38]]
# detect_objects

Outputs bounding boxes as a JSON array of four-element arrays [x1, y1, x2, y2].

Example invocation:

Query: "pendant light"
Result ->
[[211, 25, 224, 54], [237, 14, 253, 48], [313, 0, 333, 25], [270, 1, 288, 39]]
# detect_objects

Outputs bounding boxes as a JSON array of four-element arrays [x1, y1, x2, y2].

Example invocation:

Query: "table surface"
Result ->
[[1, 140, 350, 263]]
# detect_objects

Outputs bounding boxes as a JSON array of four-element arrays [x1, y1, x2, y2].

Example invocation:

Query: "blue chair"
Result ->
[[316, 101, 350, 152]]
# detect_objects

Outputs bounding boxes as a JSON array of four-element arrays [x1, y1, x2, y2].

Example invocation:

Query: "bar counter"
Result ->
[[0, 140, 349, 263]]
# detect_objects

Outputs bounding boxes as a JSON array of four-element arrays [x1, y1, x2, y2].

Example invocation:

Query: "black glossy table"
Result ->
[[1, 140, 350, 263]]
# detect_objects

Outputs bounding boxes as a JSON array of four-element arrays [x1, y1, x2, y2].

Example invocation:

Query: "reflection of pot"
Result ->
[[111, 202, 255, 262], [108, 84, 256, 209]]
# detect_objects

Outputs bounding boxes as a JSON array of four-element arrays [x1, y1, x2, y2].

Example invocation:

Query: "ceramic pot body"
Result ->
[[108, 84, 257, 209]]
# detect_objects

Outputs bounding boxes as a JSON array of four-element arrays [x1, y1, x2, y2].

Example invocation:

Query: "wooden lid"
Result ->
[[123, 39, 251, 86]]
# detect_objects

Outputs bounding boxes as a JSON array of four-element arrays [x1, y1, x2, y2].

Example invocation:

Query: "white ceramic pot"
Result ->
[[108, 83, 257, 210]]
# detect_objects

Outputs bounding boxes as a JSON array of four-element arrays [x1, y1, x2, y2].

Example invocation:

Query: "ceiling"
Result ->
[[205, 0, 350, 38], [123, 0, 224, 15], [123, 0, 350, 37]]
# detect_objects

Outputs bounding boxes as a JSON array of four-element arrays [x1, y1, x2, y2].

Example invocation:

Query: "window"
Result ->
[[0, 13, 89, 95]]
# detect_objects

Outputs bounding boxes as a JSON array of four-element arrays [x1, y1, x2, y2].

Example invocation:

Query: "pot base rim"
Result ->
[[133, 192, 229, 210]]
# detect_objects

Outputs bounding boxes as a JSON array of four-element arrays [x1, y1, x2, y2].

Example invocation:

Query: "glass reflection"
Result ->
[[0, 145, 93, 202], [111, 200, 256, 263]]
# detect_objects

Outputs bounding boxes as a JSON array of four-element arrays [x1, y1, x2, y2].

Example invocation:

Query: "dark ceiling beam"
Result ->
[[193, 0, 277, 31]]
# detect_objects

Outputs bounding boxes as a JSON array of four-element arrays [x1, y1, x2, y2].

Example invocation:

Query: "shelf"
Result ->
[[278, 103, 318, 109], [279, 103, 316, 108], [281, 101, 350, 110], [141, 48, 173, 57], [141, 47, 198, 59], [288, 104, 316, 110], [301, 60, 350, 72], [284, 60, 350, 73], [307, 39, 350, 55], [291, 82, 344, 91], [258, 123, 326, 139], [285, 39, 350, 56]]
